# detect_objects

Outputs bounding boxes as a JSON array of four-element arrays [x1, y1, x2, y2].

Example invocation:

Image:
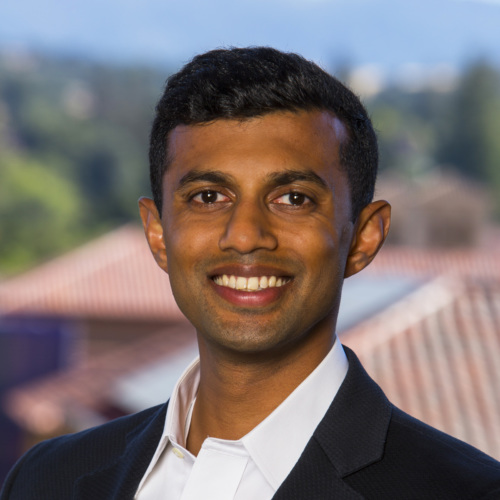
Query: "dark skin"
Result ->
[[140, 110, 391, 455]]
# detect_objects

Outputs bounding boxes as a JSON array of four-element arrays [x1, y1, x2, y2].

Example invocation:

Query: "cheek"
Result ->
[[296, 223, 350, 283], [163, 217, 219, 284], [165, 214, 206, 251], [295, 222, 341, 257]]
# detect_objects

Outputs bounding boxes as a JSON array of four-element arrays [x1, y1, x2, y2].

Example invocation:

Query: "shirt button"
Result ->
[[172, 447, 184, 459]]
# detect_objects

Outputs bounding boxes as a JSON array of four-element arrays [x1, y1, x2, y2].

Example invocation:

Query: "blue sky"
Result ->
[[1, 0, 500, 73]]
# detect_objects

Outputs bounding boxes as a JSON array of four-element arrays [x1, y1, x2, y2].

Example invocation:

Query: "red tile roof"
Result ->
[[367, 245, 500, 279], [0, 225, 184, 321], [343, 277, 500, 459]]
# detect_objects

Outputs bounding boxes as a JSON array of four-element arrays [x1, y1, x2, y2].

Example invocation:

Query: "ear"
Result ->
[[138, 197, 169, 273], [344, 200, 391, 278]]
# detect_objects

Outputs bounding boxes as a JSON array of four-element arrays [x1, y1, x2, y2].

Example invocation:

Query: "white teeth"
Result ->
[[214, 274, 289, 291], [247, 277, 259, 291], [236, 277, 247, 290], [229, 275, 236, 289]]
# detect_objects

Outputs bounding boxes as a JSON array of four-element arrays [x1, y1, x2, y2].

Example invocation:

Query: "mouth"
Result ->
[[212, 274, 292, 292]]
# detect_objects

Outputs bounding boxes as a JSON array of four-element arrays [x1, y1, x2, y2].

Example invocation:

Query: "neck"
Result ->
[[185, 333, 335, 456]]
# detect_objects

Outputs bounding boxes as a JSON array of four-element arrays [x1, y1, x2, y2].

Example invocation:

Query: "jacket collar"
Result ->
[[314, 345, 392, 477], [273, 346, 392, 499]]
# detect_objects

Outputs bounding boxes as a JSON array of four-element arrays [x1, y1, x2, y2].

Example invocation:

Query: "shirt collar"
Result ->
[[139, 339, 348, 492], [241, 339, 348, 489], [136, 356, 200, 493], [165, 356, 200, 446]]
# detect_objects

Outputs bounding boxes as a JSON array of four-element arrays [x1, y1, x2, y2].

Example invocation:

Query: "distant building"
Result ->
[[377, 170, 490, 248]]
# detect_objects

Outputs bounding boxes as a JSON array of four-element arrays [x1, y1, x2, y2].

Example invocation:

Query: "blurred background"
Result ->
[[1, 0, 500, 486]]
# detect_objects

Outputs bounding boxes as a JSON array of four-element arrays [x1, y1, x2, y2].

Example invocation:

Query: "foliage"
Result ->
[[0, 53, 169, 276], [436, 61, 500, 215], [368, 61, 500, 217], [0, 153, 84, 273]]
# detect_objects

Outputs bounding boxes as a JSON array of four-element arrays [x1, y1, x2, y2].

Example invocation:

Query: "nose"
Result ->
[[219, 201, 278, 254]]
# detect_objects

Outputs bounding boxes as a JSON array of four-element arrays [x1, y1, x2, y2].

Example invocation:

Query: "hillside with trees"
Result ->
[[1, 51, 500, 276], [0, 52, 169, 275]]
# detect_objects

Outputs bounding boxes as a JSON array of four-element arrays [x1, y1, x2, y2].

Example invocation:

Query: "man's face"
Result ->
[[148, 110, 358, 358]]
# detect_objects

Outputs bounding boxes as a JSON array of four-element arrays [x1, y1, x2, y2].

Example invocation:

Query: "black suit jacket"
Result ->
[[2, 347, 500, 499]]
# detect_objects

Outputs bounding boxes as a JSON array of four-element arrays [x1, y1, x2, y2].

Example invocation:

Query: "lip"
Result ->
[[208, 264, 293, 308]]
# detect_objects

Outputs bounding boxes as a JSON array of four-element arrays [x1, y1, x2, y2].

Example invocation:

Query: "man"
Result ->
[[2, 47, 500, 499]]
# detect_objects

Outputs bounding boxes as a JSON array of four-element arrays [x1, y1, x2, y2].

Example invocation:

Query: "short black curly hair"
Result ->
[[149, 47, 378, 220]]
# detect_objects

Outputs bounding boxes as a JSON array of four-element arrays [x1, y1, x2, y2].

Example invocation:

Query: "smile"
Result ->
[[213, 274, 292, 291]]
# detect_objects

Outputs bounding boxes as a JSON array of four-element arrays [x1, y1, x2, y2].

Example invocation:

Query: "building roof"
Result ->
[[343, 277, 500, 460], [367, 244, 500, 280], [0, 225, 184, 321]]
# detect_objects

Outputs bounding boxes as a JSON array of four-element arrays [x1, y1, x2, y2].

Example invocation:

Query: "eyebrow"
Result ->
[[267, 169, 329, 189], [177, 170, 233, 190]]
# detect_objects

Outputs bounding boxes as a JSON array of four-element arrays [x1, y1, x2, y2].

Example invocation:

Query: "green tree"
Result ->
[[0, 154, 85, 275], [437, 61, 500, 215]]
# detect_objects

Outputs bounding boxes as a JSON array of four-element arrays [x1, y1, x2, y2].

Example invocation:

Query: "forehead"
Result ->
[[165, 110, 348, 185]]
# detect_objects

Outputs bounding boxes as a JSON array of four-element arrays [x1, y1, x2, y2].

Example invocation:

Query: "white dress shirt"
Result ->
[[135, 340, 348, 500]]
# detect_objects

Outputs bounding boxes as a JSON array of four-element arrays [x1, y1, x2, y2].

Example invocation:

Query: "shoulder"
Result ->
[[351, 401, 500, 498], [391, 406, 500, 472], [22, 403, 165, 466], [0, 403, 166, 500], [336, 347, 500, 498]]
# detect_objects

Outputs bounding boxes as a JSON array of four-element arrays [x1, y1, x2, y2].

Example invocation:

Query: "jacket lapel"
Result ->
[[274, 346, 392, 499], [74, 403, 168, 500], [272, 438, 364, 499]]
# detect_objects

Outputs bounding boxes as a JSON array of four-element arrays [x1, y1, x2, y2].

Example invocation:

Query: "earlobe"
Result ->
[[138, 197, 169, 273], [344, 200, 391, 278]]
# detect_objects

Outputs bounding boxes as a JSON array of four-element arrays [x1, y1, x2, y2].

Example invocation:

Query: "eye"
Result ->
[[191, 190, 230, 204], [273, 192, 311, 206]]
